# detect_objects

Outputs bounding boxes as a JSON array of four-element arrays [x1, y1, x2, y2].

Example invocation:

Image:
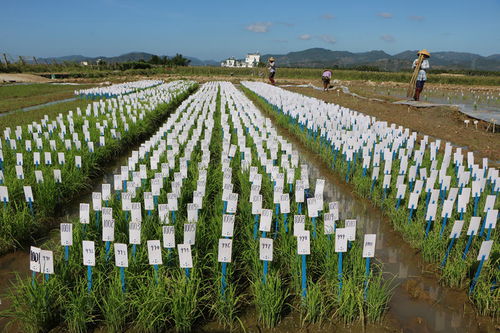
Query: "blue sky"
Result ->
[[1, 0, 499, 60]]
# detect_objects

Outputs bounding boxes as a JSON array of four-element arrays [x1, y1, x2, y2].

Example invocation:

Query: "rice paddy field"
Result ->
[[0, 78, 498, 333]]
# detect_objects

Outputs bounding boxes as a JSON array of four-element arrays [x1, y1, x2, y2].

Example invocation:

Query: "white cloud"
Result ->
[[299, 34, 312, 40], [377, 12, 393, 19], [380, 34, 395, 42], [246, 22, 272, 33], [322, 13, 335, 20], [409, 15, 425, 21], [320, 35, 336, 44]]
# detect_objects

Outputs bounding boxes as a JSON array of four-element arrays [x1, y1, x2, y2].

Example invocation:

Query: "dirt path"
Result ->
[[0, 73, 50, 83], [285, 86, 500, 164]]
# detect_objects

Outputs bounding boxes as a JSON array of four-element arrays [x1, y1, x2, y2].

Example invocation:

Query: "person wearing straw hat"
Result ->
[[268, 57, 276, 85], [412, 49, 430, 101], [321, 69, 332, 91]]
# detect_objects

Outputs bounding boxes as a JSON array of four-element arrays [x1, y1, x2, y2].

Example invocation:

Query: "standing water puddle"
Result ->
[[0, 97, 78, 118]]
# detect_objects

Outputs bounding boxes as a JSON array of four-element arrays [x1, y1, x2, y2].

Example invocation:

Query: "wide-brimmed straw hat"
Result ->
[[269, 57, 275, 61], [417, 49, 431, 57]]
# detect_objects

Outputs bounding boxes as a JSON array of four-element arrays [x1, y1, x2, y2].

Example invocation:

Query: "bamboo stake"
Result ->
[[407, 53, 424, 99]]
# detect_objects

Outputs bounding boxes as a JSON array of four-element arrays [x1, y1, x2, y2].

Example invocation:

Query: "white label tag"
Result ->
[[335, 228, 348, 253], [324, 213, 336, 235], [449, 220, 464, 239], [158, 204, 169, 223], [477, 240, 493, 261], [485, 209, 498, 229], [30, 246, 41, 272], [362, 234, 376, 258], [82, 241, 95, 266], [80, 203, 90, 224], [222, 214, 235, 237], [129, 222, 141, 244], [259, 209, 272, 232], [183, 223, 197, 245], [147, 240, 163, 265], [345, 219, 357, 241], [218, 238, 233, 263], [114, 243, 129, 267], [40, 250, 54, 274], [162, 226, 175, 248], [60, 223, 73, 246], [259, 238, 273, 261], [178, 244, 193, 268], [297, 231, 311, 255], [102, 218, 115, 242]]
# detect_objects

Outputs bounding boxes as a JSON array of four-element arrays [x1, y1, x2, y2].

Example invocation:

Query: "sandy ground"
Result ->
[[0, 73, 51, 83]]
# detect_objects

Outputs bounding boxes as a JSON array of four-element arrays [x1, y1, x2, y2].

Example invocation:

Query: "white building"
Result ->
[[221, 53, 260, 68]]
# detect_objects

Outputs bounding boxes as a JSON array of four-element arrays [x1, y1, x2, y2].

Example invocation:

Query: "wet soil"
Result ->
[[284, 86, 500, 164]]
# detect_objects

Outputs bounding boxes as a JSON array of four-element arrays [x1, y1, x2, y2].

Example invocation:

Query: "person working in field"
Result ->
[[322, 69, 332, 91], [268, 57, 276, 85], [412, 49, 430, 101]]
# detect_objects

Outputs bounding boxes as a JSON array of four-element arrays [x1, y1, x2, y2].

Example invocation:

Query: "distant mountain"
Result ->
[[262, 48, 500, 71], [39, 52, 218, 66], [36, 49, 500, 71]]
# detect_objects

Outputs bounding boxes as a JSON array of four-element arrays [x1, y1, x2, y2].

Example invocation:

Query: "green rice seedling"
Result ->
[[3, 275, 63, 333], [331, 276, 364, 324], [440, 254, 469, 288], [63, 279, 97, 333], [300, 280, 328, 325], [210, 280, 243, 329], [130, 272, 171, 332], [469, 272, 500, 318], [99, 273, 131, 333], [251, 270, 290, 328], [365, 271, 393, 323], [167, 270, 204, 333]]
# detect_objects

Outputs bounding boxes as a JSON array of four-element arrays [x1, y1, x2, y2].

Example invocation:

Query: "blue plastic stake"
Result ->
[[408, 207, 414, 223], [87, 266, 93, 292], [172, 211, 176, 224], [28, 199, 34, 215], [223, 201, 227, 214], [462, 231, 475, 259], [31, 271, 36, 286], [120, 267, 126, 292], [185, 268, 190, 279], [263, 259, 269, 284], [301, 255, 307, 298], [338, 252, 343, 296], [346, 161, 350, 182], [441, 236, 456, 267], [473, 195, 479, 216], [439, 214, 448, 238], [132, 244, 137, 258], [95, 211, 100, 229], [486, 225, 493, 240], [479, 214, 488, 237], [274, 204, 280, 238], [425, 216, 432, 238], [312, 217, 317, 239], [253, 214, 259, 239], [469, 255, 486, 295], [298, 202, 302, 214], [364, 257, 371, 299], [64, 246, 69, 261], [221, 262, 227, 296], [105, 241, 111, 261], [284, 213, 288, 233], [153, 265, 159, 285], [396, 198, 401, 209]]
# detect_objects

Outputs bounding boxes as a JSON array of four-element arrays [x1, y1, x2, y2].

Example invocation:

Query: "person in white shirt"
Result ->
[[412, 49, 430, 101]]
